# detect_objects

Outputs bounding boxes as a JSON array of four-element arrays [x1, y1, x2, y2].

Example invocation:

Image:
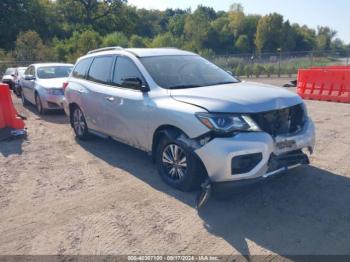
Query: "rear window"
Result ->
[[87, 56, 115, 84], [37, 66, 72, 79], [72, 58, 93, 79]]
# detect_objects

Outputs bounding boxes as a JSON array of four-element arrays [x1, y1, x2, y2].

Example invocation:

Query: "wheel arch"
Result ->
[[151, 124, 209, 181], [151, 125, 186, 162]]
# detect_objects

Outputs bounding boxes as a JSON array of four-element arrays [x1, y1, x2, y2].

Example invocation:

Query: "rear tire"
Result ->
[[155, 134, 203, 192], [71, 106, 91, 140]]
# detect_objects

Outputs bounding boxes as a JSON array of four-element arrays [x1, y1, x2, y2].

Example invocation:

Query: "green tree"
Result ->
[[150, 33, 182, 48], [253, 64, 265, 77], [15, 31, 46, 61], [228, 7, 245, 38], [235, 35, 249, 53], [229, 3, 244, 13], [168, 14, 186, 37], [184, 6, 212, 50], [282, 21, 296, 51], [316, 26, 337, 51], [293, 24, 316, 51], [207, 16, 234, 53], [102, 32, 128, 47], [234, 64, 244, 77], [72, 0, 126, 26], [129, 35, 147, 48], [255, 13, 284, 53]]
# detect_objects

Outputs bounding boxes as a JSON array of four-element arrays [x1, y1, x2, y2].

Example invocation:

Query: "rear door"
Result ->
[[83, 55, 116, 133]]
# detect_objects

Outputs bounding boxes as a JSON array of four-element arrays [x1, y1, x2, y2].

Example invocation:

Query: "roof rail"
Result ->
[[87, 46, 123, 54]]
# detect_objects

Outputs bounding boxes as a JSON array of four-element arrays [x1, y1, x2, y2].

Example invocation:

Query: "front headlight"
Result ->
[[195, 112, 260, 135]]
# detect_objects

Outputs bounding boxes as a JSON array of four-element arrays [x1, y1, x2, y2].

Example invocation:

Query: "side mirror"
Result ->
[[11, 73, 16, 77], [226, 70, 233, 76], [24, 75, 35, 81], [121, 77, 149, 92]]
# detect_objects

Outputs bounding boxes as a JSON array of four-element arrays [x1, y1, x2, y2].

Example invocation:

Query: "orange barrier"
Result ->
[[0, 83, 25, 129], [297, 68, 350, 103]]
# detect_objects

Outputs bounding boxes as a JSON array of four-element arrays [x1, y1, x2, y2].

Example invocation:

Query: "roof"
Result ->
[[125, 48, 196, 57], [31, 63, 74, 68]]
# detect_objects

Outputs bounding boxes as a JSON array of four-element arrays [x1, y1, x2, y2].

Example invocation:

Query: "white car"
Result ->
[[20, 63, 73, 114], [1, 67, 16, 90], [64, 47, 315, 199]]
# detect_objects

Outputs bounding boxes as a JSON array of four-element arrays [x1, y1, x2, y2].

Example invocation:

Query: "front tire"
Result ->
[[71, 106, 91, 140], [21, 89, 29, 106], [156, 135, 202, 191], [35, 93, 46, 115]]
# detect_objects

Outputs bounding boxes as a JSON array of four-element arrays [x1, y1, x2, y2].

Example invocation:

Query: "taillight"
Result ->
[[62, 81, 69, 91]]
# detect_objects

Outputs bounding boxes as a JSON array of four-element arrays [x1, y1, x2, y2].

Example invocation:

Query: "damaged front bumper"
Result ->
[[194, 119, 315, 190]]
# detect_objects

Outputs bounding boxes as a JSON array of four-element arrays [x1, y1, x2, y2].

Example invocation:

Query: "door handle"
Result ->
[[106, 96, 115, 102]]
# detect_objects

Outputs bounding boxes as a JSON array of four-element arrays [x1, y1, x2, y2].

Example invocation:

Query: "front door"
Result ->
[[103, 56, 151, 150]]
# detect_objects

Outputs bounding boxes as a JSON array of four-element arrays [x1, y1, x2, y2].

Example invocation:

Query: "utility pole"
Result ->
[[250, 55, 254, 78], [277, 48, 282, 78]]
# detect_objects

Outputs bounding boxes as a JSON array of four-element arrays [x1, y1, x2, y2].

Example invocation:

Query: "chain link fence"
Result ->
[[1, 51, 349, 79], [209, 50, 349, 78]]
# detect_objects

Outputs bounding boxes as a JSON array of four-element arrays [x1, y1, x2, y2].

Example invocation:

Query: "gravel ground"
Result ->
[[0, 78, 349, 256]]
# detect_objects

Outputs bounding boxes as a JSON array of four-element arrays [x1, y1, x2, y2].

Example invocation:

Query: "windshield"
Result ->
[[37, 66, 72, 79], [140, 55, 239, 89]]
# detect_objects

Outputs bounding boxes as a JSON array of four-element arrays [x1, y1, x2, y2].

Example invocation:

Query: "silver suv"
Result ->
[[64, 47, 315, 192]]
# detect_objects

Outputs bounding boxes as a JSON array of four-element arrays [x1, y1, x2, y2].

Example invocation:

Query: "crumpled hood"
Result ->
[[170, 81, 302, 113], [37, 78, 67, 89]]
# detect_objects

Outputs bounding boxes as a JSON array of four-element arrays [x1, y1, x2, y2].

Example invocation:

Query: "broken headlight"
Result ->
[[195, 112, 260, 135]]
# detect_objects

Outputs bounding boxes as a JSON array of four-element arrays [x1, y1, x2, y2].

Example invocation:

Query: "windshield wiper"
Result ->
[[167, 84, 203, 89], [211, 81, 237, 86]]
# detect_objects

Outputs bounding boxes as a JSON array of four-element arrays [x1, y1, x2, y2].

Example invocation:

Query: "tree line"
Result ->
[[0, 0, 349, 64]]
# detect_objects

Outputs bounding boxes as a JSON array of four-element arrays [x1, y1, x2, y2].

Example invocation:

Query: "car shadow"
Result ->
[[77, 137, 350, 256], [23, 103, 69, 125]]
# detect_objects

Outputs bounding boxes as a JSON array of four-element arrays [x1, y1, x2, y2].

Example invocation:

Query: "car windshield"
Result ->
[[140, 55, 239, 89], [37, 66, 72, 79], [4, 68, 15, 75]]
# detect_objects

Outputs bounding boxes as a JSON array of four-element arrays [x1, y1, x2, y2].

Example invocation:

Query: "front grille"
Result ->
[[250, 104, 305, 137]]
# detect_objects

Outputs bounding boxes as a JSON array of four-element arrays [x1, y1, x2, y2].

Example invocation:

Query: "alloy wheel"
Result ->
[[162, 144, 188, 181], [73, 108, 86, 136]]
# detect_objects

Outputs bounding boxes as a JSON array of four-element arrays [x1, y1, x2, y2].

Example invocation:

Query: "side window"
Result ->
[[112, 56, 144, 89], [25, 67, 32, 75], [87, 56, 115, 84], [72, 58, 93, 79]]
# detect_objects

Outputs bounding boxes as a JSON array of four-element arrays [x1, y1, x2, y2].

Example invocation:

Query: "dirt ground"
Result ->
[[0, 78, 349, 256]]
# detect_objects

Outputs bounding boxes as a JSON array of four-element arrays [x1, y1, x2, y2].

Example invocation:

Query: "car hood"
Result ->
[[2, 75, 13, 81], [170, 81, 302, 113], [37, 78, 67, 88]]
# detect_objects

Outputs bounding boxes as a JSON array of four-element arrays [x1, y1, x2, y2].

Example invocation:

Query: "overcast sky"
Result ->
[[127, 0, 350, 44]]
